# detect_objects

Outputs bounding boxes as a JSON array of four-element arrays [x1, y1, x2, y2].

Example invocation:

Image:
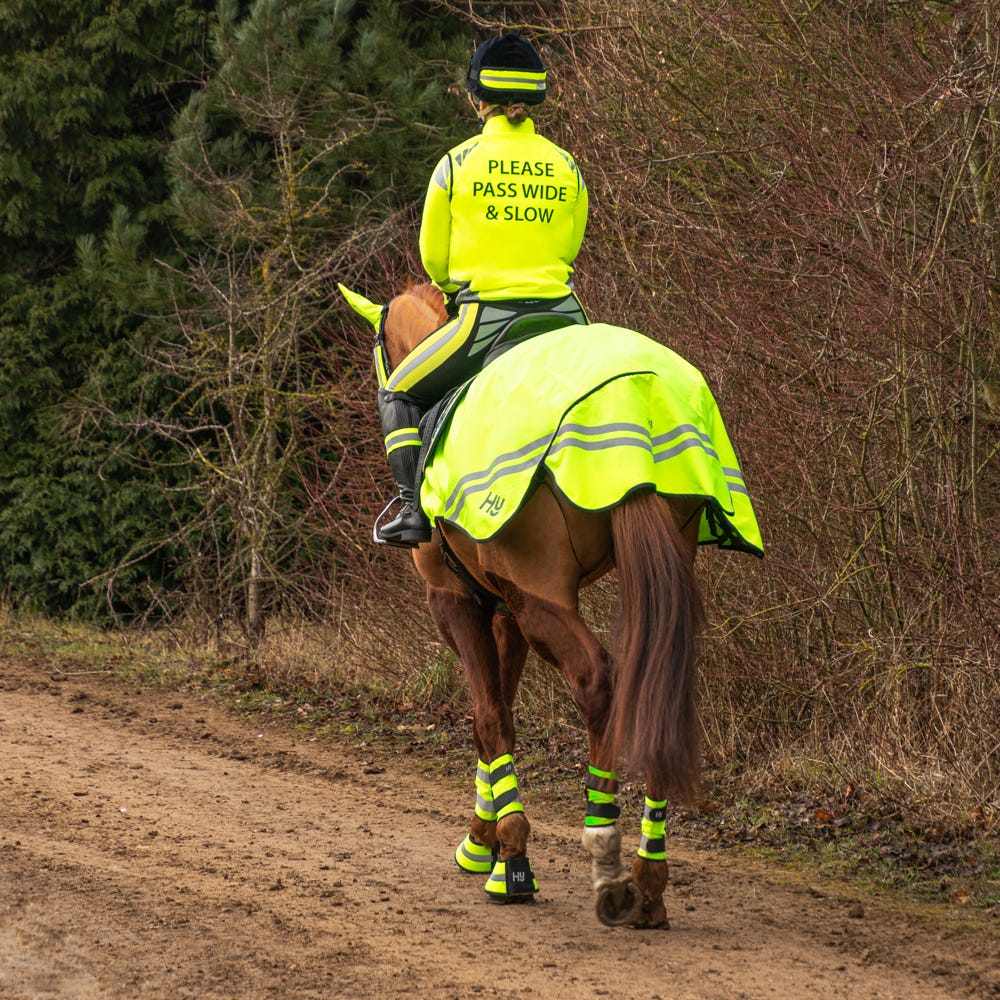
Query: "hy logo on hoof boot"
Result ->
[[484, 856, 538, 904]]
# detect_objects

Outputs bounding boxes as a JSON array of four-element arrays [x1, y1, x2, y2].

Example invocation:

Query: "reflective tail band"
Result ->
[[475, 759, 497, 822], [638, 797, 667, 860], [584, 765, 620, 827], [488, 753, 524, 819]]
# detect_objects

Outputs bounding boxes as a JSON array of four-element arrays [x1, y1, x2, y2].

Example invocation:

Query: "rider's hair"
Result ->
[[504, 102, 529, 125], [479, 101, 530, 125]]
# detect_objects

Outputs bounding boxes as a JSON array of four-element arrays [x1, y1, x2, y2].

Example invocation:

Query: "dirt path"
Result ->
[[1, 654, 997, 1000]]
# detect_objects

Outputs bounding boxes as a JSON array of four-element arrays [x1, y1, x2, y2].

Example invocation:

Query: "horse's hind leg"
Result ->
[[630, 791, 671, 929], [514, 597, 641, 926], [584, 770, 642, 927]]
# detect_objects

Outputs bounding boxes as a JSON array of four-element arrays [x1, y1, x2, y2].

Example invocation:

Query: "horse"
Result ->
[[342, 280, 763, 928]]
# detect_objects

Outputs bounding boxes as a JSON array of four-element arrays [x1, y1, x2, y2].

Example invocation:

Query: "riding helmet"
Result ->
[[466, 33, 546, 106]]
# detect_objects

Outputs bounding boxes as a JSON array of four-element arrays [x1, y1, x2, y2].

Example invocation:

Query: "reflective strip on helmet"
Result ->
[[478, 68, 546, 93]]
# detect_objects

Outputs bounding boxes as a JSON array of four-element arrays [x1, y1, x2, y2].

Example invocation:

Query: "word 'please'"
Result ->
[[487, 159, 556, 177]]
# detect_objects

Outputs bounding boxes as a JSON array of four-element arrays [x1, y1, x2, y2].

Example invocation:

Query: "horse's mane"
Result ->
[[405, 282, 448, 325], [384, 282, 449, 362]]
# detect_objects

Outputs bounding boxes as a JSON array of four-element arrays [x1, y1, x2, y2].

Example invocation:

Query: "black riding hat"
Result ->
[[466, 33, 547, 106]]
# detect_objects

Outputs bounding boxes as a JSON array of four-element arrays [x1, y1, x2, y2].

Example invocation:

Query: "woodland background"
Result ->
[[1, 0, 998, 820]]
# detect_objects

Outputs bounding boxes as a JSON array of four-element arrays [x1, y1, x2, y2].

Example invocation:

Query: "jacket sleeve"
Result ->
[[419, 154, 459, 292], [566, 162, 590, 264], [568, 173, 589, 264]]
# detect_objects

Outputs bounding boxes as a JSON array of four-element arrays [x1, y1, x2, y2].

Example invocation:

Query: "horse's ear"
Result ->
[[338, 283, 384, 331]]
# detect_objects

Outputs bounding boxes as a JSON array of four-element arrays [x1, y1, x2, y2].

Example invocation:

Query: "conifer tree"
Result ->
[[0, 0, 214, 617], [160, 0, 468, 640]]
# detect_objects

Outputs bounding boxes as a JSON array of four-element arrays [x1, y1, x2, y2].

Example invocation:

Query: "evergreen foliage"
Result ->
[[0, 0, 215, 618], [0, 0, 468, 623]]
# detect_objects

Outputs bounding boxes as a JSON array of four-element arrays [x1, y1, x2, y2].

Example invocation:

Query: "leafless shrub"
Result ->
[[525, 0, 1000, 810]]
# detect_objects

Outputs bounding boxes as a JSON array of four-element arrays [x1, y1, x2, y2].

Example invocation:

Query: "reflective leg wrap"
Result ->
[[637, 797, 668, 861], [454, 761, 499, 874], [584, 765, 621, 828], [474, 759, 497, 823], [483, 754, 537, 902], [377, 388, 423, 455], [487, 753, 523, 820]]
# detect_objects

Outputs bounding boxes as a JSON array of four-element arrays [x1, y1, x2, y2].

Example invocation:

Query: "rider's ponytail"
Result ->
[[505, 102, 529, 125]]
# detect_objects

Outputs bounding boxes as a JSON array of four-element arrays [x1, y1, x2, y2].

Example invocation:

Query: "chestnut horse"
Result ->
[[368, 282, 710, 929]]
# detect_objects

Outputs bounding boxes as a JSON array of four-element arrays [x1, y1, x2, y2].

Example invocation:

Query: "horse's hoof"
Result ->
[[595, 879, 643, 927], [486, 890, 536, 905], [629, 899, 671, 930]]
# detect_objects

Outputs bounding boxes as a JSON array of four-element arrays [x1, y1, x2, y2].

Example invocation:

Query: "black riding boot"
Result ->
[[376, 389, 431, 547]]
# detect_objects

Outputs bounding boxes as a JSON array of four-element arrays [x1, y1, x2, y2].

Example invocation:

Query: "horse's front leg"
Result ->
[[424, 584, 536, 903], [455, 614, 529, 877]]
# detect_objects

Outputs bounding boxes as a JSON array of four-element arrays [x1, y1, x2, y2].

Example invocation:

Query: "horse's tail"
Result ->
[[610, 489, 705, 805]]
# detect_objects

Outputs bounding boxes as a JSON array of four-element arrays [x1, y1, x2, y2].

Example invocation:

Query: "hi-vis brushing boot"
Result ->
[[482, 754, 539, 904], [455, 761, 499, 873], [376, 389, 431, 547]]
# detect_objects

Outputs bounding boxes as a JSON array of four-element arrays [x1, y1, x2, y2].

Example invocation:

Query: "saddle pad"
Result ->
[[419, 322, 764, 556]]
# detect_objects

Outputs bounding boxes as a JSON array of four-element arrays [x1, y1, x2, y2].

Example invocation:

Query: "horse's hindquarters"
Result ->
[[439, 481, 614, 609]]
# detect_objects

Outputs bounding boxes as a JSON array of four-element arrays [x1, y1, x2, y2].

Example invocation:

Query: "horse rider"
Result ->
[[375, 32, 590, 547]]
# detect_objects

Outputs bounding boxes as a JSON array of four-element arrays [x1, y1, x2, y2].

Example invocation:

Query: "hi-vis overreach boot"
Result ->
[[376, 389, 431, 547]]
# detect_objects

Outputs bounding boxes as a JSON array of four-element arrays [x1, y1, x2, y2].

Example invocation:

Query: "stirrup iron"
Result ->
[[372, 495, 404, 546]]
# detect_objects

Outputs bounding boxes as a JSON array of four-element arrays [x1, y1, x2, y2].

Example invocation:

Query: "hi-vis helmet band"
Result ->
[[478, 68, 546, 94]]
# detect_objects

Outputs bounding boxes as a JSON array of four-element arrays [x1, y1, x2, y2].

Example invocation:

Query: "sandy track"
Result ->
[[1, 654, 997, 999]]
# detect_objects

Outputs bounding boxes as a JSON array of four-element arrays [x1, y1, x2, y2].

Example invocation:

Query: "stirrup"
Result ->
[[372, 496, 404, 546], [372, 496, 431, 548]]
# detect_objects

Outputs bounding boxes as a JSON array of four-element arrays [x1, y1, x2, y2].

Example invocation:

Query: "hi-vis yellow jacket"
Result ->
[[419, 115, 588, 301]]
